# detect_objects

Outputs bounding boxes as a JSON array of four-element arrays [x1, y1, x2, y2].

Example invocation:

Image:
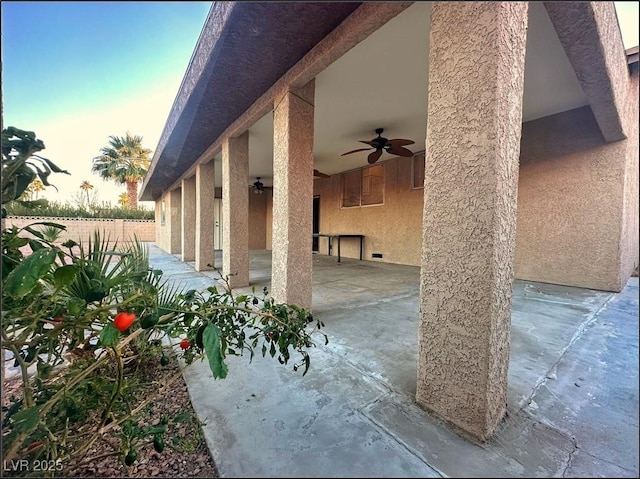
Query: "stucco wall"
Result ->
[[312, 155, 424, 265], [515, 105, 634, 291], [152, 123, 637, 291], [7, 216, 155, 244], [619, 65, 639, 281], [248, 189, 268, 249], [151, 91, 637, 295], [155, 191, 182, 254], [266, 191, 273, 251], [156, 187, 269, 252], [307, 102, 638, 293]]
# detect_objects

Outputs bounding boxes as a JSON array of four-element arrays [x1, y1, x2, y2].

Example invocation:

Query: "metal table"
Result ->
[[313, 234, 364, 262]]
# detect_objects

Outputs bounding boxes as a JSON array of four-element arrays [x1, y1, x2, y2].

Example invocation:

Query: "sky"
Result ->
[[1, 2, 639, 209], [1, 1, 212, 208]]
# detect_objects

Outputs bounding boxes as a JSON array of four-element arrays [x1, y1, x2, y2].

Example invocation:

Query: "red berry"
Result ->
[[179, 338, 191, 350], [53, 317, 63, 323], [113, 312, 136, 332]]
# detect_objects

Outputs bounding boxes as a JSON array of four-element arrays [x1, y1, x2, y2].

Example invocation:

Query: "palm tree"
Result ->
[[79, 180, 94, 208], [92, 132, 151, 209], [118, 192, 129, 208], [27, 179, 46, 200]]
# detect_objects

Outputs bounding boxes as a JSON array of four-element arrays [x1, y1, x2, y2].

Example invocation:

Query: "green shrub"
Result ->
[[2, 224, 326, 474], [4, 200, 154, 220]]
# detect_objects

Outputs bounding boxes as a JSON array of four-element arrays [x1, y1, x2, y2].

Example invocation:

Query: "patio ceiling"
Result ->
[[142, 2, 588, 196]]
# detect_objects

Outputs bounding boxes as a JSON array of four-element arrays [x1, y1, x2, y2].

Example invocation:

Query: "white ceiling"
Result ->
[[213, 2, 588, 188]]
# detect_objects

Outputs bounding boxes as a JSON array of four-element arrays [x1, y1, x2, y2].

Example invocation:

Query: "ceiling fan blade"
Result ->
[[386, 146, 415, 157], [387, 139, 415, 147], [368, 150, 383, 164], [341, 147, 372, 156], [359, 140, 378, 147], [313, 169, 330, 178]]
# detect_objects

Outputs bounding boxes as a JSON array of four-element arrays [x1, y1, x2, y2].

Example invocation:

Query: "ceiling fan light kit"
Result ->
[[253, 177, 265, 194], [341, 128, 415, 164]]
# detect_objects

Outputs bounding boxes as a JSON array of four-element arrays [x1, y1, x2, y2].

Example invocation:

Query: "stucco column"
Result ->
[[169, 188, 182, 254], [271, 80, 315, 310], [181, 176, 196, 262], [195, 161, 216, 271], [222, 132, 249, 287], [416, 2, 528, 442]]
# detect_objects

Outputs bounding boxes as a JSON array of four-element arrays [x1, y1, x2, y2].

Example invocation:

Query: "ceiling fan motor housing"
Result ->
[[341, 128, 415, 164], [374, 128, 387, 148]]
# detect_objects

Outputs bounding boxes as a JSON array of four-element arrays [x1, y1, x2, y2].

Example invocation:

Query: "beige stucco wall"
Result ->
[[266, 190, 273, 251], [307, 100, 639, 293], [515, 104, 637, 292], [619, 65, 639, 281], [153, 120, 637, 292], [248, 188, 268, 249], [312, 155, 424, 264], [156, 189, 183, 254], [155, 186, 268, 253]]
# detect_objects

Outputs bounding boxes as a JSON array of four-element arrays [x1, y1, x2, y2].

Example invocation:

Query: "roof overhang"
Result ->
[[628, 46, 639, 66], [140, 2, 361, 201]]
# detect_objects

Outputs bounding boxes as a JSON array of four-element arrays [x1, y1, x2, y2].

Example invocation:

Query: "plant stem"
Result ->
[[97, 347, 124, 431]]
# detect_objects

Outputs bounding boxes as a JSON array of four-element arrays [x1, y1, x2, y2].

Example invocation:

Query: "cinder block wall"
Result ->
[[5, 217, 155, 245]]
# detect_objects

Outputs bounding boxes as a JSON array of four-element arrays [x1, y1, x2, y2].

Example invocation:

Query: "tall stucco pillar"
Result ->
[[169, 188, 182, 254], [416, 2, 528, 442], [271, 80, 315, 310], [222, 132, 249, 287], [195, 161, 216, 271], [181, 176, 196, 262]]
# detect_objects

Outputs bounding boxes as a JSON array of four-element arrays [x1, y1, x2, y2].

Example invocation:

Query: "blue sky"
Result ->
[[1, 1, 212, 207], [3, 2, 211, 127], [1, 2, 639, 207]]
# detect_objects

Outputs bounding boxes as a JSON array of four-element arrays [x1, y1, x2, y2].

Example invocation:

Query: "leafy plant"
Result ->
[[2, 224, 326, 473], [2, 127, 327, 475], [1, 126, 70, 217], [37, 224, 64, 243]]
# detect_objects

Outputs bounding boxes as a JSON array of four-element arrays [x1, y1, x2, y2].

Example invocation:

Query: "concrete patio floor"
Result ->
[[148, 244, 639, 478]]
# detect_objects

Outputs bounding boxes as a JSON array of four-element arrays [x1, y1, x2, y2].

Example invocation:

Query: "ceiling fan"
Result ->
[[341, 128, 415, 164], [252, 177, 272, 194]]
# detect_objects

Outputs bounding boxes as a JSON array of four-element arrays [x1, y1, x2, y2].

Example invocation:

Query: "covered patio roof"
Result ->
[[141, 2, 630, 201], [140, 2, 361, 201]]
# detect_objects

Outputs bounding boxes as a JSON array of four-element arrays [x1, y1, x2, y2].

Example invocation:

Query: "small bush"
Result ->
[[4, 200, 154, 220]]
